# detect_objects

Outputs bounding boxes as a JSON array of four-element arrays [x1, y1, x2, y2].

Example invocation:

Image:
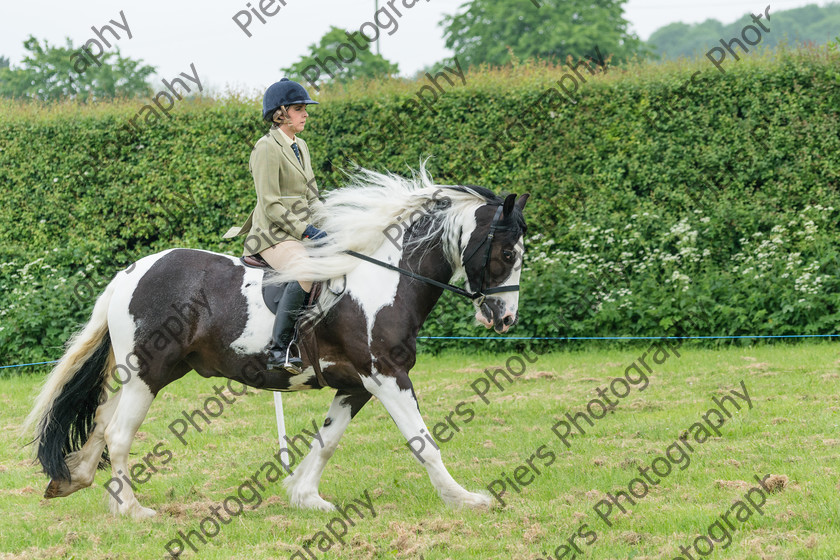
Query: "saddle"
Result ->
[[240, 255, 322, 312], [240, 255, 326, 386]]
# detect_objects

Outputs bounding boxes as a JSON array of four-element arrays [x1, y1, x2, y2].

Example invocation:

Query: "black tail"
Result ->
[[36, 337, 111, 482]]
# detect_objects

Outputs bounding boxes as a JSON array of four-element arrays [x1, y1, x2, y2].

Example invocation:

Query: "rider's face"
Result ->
[[285, 104, 308, 134]]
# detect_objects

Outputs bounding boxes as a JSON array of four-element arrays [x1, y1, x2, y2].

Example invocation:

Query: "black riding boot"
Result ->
[[266, 282, 308, 374]]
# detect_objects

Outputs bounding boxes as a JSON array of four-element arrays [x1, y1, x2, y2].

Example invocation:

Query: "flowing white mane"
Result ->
[[267, 166, 497, 320]]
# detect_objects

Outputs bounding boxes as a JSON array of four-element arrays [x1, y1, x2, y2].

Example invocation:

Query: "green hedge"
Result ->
[[2, 45, 839, 365]]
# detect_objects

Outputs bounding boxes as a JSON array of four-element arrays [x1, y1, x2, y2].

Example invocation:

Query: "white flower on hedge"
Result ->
[[52, 178, 58, 183], [670, 270, 690, 284]]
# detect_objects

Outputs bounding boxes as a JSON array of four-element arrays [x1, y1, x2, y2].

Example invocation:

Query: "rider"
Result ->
[[224, 78, 325, 374]]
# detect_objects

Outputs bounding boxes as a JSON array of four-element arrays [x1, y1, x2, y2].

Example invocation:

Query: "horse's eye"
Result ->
[[503, 250, 514, 262]]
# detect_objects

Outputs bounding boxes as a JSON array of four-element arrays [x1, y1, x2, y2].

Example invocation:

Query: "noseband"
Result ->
[[345, 203, 520, 305]]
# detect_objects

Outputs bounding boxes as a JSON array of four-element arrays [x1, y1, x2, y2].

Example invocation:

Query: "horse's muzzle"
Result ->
[[475, 299, 518, 333]]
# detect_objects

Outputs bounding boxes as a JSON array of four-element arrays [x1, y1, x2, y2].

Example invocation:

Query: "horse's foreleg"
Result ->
[[361, 374, 491, 509], [284, 390, 371, 511]]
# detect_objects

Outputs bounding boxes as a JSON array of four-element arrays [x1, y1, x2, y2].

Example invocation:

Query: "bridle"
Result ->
[[345, 203, 519, 305]]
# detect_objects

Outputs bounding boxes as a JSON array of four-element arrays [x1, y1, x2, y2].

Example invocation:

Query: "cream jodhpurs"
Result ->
[[260, 240, 312, 293]]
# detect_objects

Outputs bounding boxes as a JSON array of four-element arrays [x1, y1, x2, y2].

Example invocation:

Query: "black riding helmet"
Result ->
[[262, 78, 319, 121]]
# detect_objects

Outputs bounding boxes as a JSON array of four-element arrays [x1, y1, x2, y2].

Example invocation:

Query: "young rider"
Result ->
[[224, 78, 325, 374]]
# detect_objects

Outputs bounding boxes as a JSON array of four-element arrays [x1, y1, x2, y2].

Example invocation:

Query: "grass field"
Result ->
[[1, 342, 838, 560]]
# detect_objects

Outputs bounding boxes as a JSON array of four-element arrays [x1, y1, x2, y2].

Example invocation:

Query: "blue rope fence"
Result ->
[[0, 359, 60, 370], [1, 333, 837, 370], [418, 334, 840, 340]]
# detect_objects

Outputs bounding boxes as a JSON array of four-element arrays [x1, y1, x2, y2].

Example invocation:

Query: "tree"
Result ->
[[648, 3, 840, 59], [647, 19, 725, 60], [281, 26, 398, 88], [439, 0, 644, 69], [0, 36, 156, 101], [0, 56, 9, 70]]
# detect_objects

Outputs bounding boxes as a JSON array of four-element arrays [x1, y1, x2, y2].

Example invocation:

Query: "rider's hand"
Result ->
[[303, 224, 327, 240]]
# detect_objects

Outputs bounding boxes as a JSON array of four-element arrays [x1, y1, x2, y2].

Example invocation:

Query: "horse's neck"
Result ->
[[342, 235, 454, 339]]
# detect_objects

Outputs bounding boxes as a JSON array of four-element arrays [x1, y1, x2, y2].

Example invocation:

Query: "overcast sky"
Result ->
[[0, 0, 833, 97]]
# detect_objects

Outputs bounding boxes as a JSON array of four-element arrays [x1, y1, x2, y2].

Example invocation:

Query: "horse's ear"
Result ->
[[502, 193, 517, 216], [515, 193, 530, 210]]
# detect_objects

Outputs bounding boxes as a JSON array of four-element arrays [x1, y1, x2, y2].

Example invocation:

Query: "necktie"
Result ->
[[291, 142, 303, 168]]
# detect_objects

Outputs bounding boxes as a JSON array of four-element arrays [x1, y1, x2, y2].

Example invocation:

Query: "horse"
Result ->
[[24, 168, 529, 519]]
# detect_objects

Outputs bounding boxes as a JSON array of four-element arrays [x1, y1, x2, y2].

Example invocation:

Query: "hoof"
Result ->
[[132, 505, 157, 519], [460, 491, 492, 510], [44, 478, 69, 499], [290, 493, 336, 511], [444, 490, 493, 510], [110, 497, 157, 519]]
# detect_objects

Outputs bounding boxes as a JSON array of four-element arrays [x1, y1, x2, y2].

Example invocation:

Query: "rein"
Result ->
[[344, 204, 519, 305]]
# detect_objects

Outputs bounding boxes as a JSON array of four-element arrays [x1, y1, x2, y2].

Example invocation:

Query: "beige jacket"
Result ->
[[224, 127, 324, 255]]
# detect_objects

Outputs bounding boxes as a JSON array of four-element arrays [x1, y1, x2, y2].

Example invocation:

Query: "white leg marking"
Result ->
[[103, 379, 156, 519], [362, 376, 491, 509], [284, 394, 355, 511]]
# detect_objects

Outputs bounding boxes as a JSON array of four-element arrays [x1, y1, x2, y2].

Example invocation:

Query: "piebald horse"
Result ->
[[25, 168, 528, 518]]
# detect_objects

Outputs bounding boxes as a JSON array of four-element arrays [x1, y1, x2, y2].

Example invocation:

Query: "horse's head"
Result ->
[[461, 193, 529, 333]]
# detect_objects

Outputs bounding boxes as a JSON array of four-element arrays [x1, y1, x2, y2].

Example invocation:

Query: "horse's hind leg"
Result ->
[[284, 390, 371, 511], [44, 352, 122, 498], [103, 375, 156, 518]]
